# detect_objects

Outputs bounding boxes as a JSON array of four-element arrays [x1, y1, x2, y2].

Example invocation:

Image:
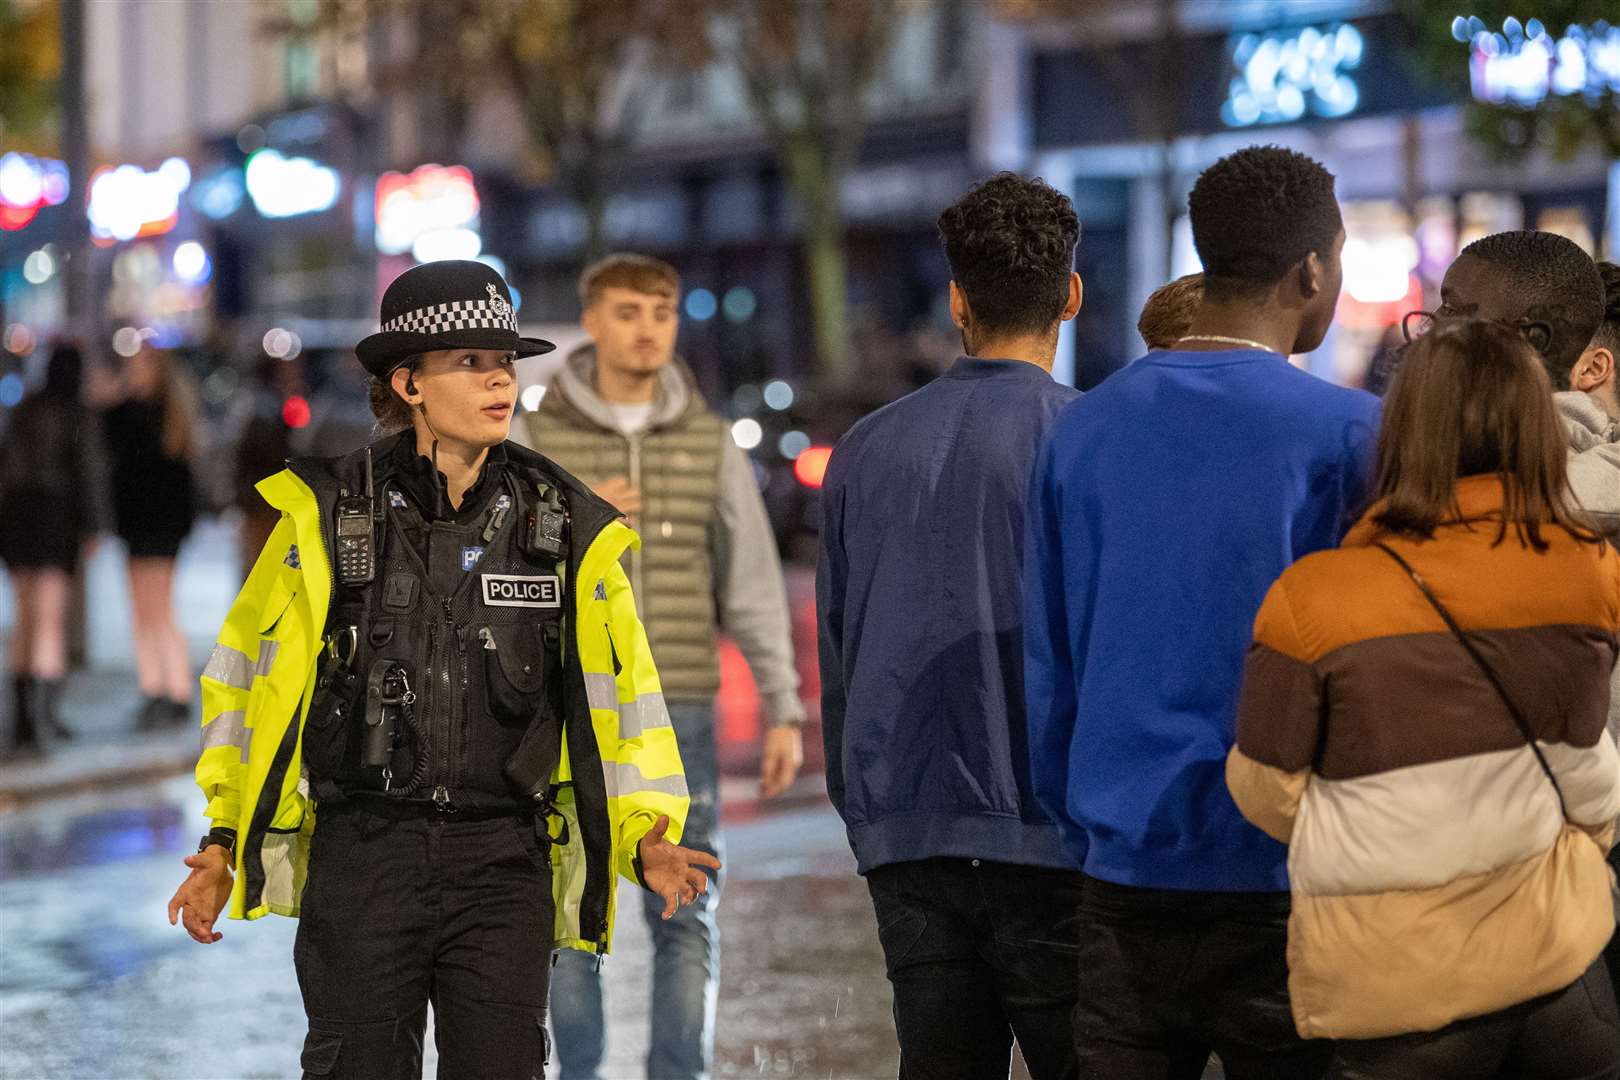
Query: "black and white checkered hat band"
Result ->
[[380, 299, 518, 336]]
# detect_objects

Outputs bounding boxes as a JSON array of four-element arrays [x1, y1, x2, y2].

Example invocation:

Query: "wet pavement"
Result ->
[[0, 774, 905, 1079]]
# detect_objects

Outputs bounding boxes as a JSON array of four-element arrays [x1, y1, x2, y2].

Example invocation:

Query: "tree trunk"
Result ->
[[59, 0, 90, 338], [786, 139, 854, 389], [580, 182, 609, 266]]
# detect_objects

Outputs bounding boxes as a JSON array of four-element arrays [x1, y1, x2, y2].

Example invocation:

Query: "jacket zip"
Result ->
[[627, 432, 644, 611], [456, 623, 470, 788], [434, 596, 453, 808]]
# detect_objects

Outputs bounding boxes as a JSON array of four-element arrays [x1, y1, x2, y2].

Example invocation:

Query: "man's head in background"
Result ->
[[1186, 145, 1344, 354], [1437, 230, 1605, 392], [1138, 274, 1204, 350], [579, 253, 681, 382], [1571, 261, 1620, 421], [937, 172, 1082, 363]]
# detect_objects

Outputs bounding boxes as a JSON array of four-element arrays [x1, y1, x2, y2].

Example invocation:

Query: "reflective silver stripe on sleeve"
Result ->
[[602, 761, 689, 801], [617, 692, 672, 739], [201, 644, 254, 690], [583, 672, 618, 713], [201, 640, 279, 689], [200, 709, 252, 763]]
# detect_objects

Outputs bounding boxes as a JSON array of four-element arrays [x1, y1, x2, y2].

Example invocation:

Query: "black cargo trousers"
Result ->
[[293, 801, 556, 1080]]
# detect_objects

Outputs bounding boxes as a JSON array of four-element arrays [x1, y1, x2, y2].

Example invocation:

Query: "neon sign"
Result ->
[[245, 149, 340, 218], [0, 152, 69, 231], [88, 158, 191, 243], [1458, 17, 1620, 108], [374, 164, 480, 257], [1222, 23, 1364, 128]]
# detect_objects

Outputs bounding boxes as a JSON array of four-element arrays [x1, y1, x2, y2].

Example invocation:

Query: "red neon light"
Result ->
[[373, 164, 479, 255], [793, 446, 833, 489], [0, 204, 39, 231], [282, 395, 312, 429]]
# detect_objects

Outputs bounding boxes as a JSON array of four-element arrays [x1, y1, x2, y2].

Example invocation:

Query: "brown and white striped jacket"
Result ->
[[1227, 475, 1620, 1039]]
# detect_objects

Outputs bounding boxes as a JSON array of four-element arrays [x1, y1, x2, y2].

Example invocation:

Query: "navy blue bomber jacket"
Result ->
[[816, 356, 1080, 874]]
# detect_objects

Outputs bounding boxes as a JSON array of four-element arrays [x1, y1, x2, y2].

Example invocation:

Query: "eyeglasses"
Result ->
[[1401, 310, 1435, 343], [1400, 310, 1554, 350]]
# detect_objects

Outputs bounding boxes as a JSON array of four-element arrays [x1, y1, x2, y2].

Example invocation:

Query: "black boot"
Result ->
[[135, 695, 167, 732], [35, 679, 71, 741], [160, 698, 193, 728], [8, 675, 40, 757]]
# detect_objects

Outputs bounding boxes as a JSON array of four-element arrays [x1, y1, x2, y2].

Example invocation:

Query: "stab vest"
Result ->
[[301, 460, 565, 812]]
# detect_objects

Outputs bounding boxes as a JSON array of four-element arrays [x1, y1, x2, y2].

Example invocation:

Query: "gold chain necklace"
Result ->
[[1175, 335, 1281, 353]]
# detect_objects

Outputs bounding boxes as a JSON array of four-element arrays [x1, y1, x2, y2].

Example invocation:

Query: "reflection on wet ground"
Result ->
[[1, 777, 1222, 1079], [0, 776, 903, 1079]]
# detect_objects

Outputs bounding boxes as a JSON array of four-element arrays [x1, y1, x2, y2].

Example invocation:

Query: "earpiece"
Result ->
[[406, 376, 419, 397]]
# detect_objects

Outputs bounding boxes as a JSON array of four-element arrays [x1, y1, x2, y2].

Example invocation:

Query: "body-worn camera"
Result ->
[[525, 483, 568, 560]]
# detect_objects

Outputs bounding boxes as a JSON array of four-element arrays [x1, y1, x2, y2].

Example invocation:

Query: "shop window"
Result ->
[[1535, 207, 1596, 256], [1457, 192, 1523, 249]]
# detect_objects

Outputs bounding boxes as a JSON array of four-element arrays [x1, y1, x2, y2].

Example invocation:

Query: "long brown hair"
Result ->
[[134, 347, 201, 461], [1372, 318, 1599, 550]]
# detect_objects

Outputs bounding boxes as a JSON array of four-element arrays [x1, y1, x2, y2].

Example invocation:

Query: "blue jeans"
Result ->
[[550, 701, 723, 1080]]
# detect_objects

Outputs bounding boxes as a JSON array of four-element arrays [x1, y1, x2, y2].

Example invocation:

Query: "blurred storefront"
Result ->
[[484, 111, 973, 407], [1018, 5, 1620, 389]]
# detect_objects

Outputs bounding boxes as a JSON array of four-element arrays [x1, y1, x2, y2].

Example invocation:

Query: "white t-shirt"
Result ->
[[609, 401, 655, 436]]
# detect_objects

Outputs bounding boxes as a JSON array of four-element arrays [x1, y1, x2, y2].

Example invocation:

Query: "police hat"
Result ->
[[354, 260, 555, 376]]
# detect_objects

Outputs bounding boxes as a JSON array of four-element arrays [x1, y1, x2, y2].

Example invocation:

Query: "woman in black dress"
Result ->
[[100, 344, 201, 729], [0, 342, 108, 754]]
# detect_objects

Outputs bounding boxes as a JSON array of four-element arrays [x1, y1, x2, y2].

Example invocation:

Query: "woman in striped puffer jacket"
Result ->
[[1227, 319, 1620, 1079]]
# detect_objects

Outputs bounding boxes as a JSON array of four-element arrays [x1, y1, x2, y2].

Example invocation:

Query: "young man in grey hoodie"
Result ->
[[1562, 260, 1620, 541], [516, 253, 804, 1080]]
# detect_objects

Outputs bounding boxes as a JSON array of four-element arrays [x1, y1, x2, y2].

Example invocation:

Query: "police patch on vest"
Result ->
[[482, 573, 561, 608]]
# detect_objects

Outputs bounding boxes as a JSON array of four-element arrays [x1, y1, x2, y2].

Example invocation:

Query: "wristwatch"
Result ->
[[197, 828, 237, 858]]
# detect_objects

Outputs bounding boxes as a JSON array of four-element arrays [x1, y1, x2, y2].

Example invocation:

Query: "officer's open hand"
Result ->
[[638, 815, 721, 921], [167, 846, 234, 944]]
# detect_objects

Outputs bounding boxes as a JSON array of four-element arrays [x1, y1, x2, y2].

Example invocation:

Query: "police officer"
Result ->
[[168, 261, 719, 1080]]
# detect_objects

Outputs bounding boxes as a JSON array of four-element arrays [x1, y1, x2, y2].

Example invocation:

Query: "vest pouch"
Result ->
[[303, 653, 362, 788], [482, 620, 557, 727]]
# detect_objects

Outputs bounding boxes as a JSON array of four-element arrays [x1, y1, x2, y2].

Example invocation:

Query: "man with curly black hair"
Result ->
[[1027, 145, 1378, 1079], [817, 172, 1084, 1079]]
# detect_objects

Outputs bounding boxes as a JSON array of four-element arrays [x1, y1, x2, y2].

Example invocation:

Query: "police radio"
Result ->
[[335, 447, 378, 586]]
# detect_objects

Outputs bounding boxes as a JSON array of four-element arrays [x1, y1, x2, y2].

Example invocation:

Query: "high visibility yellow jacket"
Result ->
[[193, 440, 688, 955]]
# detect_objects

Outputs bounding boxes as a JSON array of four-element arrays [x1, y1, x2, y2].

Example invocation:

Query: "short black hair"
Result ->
[[1188, 146, 1341, 298], [938, 173, 1079, 338], [1589, 260, 1619, 353], [1459, 231, 1605, 384]]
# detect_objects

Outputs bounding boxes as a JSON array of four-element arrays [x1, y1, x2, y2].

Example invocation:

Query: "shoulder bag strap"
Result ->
[[1373, 541, 1568, 818]]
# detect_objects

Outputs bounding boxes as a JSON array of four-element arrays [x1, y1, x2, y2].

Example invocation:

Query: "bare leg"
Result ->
[[127, 558, 169, 698], [27, 569, 69, 680], [9, 569, 38, 675], [138, 557, 191, 703]]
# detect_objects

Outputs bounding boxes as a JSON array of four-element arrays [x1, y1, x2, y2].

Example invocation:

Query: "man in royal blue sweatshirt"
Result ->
[[818, 173, 1085, 1079], [1025, 146, 1380, 1079]]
